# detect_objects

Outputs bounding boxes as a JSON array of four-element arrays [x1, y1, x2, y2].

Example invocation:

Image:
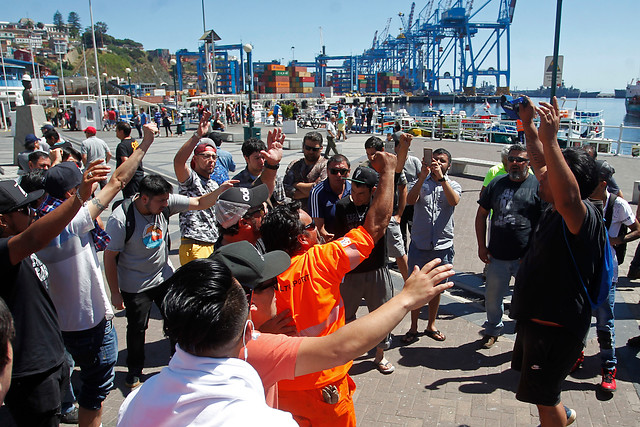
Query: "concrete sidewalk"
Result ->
[[2, 123, 640, 426]]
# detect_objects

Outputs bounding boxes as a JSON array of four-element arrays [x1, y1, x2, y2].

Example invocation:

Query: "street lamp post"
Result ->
[[170, 58, 178, 108], [125, 67, 134, 118], [102, 72, 109, 110], [242, 43, 260, 141]]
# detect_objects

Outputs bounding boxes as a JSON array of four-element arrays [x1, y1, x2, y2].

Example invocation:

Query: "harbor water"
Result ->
[[394, 97, 640, 154]]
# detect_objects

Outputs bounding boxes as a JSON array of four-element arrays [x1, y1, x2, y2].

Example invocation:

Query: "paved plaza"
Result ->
[[1, 122, 640, 426]]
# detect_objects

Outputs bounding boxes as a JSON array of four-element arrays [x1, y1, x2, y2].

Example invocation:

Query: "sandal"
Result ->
[[424, 329, 446, 342], [401, 330, 419, 344], [375, 358, 395, 374]]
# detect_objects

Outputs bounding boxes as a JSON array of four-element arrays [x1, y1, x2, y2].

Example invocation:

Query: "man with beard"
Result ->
[[283, 131, 327, 212], [474, 144, 544, 349]]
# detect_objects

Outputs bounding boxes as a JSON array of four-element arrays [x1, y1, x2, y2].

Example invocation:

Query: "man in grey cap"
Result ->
[[215, 183, 270, 252], [174, 110, 283, 265]]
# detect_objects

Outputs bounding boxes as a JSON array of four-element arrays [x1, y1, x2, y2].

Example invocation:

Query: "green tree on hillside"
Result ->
[[53, 11, 64, 31], [68, 12, 81, 38]]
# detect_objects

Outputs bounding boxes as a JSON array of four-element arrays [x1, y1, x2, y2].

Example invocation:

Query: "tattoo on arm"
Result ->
[[91, 197, 107, 212]]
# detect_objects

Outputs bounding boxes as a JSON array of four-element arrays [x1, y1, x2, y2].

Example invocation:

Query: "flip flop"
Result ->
[[375, 358, 395, 374], [401, 330, 419, 344], [424, 329, 446, 342]]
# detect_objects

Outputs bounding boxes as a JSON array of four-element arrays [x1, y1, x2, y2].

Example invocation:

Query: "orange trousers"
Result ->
[[278, 375, 356, 427]]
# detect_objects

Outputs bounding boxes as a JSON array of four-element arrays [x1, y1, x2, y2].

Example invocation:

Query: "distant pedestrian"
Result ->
[[162, 110, 173, 137], [132, 111, 142, 138]]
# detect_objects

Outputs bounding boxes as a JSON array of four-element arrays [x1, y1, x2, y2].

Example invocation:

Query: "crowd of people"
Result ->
[[1, 95, 639, 427]]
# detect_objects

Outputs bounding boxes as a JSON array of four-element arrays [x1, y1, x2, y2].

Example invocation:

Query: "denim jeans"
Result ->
[[483, 257, 520, 337], [61, 349, 76, 414], [61, 318, 117, 410], [594, 281, 617, 369], [121, 281, 174, 376]]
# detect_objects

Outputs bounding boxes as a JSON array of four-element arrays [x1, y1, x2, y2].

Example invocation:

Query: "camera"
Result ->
[[500, 95, 529, 120]]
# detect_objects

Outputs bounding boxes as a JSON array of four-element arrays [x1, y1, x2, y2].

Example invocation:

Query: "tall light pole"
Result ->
[[170, 58, 178, 107], [291, 46, 295, 63], [102, 72, 109, 109], [125, 67, 134, 118], [58, 53, 67, 110], [89, 0, 104, 119], [243, 43, 256, 139]]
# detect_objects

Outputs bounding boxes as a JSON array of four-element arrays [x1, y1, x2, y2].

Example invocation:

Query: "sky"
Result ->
[[8, 0, 640, 92]]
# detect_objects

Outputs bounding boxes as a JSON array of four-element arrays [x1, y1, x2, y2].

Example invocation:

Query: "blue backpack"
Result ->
[[563, 219, 614, 310]]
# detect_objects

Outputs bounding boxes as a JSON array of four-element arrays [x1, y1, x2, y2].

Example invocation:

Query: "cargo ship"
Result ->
[[625, 79, 640, 117], [515, 84, 600, 99]]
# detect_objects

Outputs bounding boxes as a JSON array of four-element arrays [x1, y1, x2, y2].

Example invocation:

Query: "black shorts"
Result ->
[[4, 362, 68, 426], [511, 320, 584, 407]]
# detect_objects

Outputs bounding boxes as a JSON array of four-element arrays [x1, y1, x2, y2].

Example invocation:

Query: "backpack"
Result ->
[[603, 193, 628, 264], [563, 218, 614, 310], [112, 197, 171, 260]]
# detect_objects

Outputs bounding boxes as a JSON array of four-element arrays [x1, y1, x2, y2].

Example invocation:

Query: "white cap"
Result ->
[[21, 74, 32, 82]]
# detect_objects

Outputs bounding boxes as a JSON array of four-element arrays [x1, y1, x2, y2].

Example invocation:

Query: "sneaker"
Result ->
[[481, 335, 498, 349], [600, 367, 617, 392], [59, 406, 79, 424], [564, 406, 577, 425], [569, 351, 584, 373], [125, 373, 141, 389], [627, 266, 640, 280]]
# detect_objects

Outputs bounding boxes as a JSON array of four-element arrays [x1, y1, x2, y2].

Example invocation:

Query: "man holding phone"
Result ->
[[404, 147, 461, 344]]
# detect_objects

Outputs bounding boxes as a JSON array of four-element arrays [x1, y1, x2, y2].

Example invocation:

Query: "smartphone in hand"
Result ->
[[423, 147, 433, 162]]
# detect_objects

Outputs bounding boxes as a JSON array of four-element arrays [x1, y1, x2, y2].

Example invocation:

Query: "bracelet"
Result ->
[[264, 162, 279, 170], [438, 177, 446, 182], [75, 192, 87, 206], [192, 131, 200, 140]]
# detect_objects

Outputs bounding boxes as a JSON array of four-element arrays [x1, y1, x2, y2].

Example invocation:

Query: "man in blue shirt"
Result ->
[[309, 154, 351, 242]]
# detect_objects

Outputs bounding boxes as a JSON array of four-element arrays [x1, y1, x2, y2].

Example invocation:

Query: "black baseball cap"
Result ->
[[347, 166, 379, 188], [215, 184, 269, 229], [211, 241, 290, 289], [0, 180, 44, 214], [45, 162, 82, 199]]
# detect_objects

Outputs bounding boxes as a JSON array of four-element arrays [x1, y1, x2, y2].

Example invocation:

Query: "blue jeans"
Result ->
[[483, 257, 520, 337], [407, 243, 454, 271], [61, 349, 76, 414], [61, 318, 117, 410], [594, 281, 617, 369]]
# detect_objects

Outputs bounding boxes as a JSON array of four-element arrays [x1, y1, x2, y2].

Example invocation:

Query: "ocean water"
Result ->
[[395, 97, 640, 152]]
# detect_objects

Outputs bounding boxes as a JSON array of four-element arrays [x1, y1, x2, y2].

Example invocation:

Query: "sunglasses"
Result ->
[[244, 205, 265, 218], [197, 153, 218, 160], [12, 206, 32, 216], [304, 144, 322, 152], [508, 156, 529, 163], [303, 220, 316, 231], [329, 168, 349, 176], [254, 277, 278, 293]]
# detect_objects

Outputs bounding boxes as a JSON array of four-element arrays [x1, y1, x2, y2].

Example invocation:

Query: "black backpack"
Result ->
[[603, 194, 627, 264], [112, 197, 171, 259]]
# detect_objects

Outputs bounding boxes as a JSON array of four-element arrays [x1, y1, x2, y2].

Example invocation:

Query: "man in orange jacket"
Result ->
[[261, 148, 399, 426]]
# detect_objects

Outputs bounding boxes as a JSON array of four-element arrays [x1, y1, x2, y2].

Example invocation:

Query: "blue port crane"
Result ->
[[342, 0, 515, 95]]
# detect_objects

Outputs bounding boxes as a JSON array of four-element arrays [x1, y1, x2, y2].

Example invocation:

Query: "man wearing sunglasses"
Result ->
[[283, 131, 327, 212], [215, 184, 270, 252], [475, 144, 544, 349], [261, 150, 397, 426], [309, 154, 351, 242]]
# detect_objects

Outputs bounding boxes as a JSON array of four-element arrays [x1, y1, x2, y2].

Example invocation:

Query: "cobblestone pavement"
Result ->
[[1, 122, 639, 426]]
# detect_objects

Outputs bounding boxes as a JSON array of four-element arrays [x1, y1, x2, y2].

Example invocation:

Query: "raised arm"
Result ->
[[394, 133, 412, 174], [8, 163, 108, 265], [257, 128, 284, 197], [188, 180, 237, 210], [521, 96, 546, 180], [363, 151, 396, 242], [407, 160, 429, 205], [537, 97, 585, 235], [88, 123, 157, 220], [174, 110, 211, 183], [294, 258, 454, 376]]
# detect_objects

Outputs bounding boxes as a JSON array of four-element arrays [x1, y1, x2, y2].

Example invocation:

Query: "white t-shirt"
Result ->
[[605, 192, 636, 281], [37, 206, 113, 332]]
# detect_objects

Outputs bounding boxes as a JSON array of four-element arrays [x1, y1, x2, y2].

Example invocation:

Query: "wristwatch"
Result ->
[[438, 177, 446, 182], [264, 162, 279, 170]]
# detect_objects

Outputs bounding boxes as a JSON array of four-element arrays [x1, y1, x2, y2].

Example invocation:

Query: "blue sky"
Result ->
[[9, 0, 640, 91]]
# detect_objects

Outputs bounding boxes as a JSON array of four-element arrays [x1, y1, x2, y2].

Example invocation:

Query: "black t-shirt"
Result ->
[[116, 137, 144, 174], [0, 238, 65, 377], [510, 200, 606, 339], [334, 196, 387, 273], [478, 174, 543, 260]]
